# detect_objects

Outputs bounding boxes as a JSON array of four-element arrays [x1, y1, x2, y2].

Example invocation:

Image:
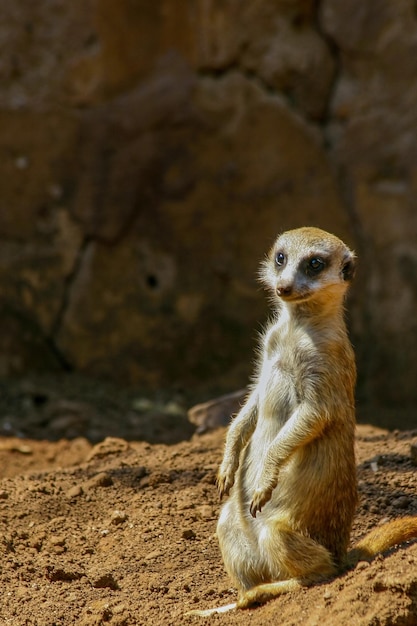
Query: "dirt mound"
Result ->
[[0, 405, 415, 626]]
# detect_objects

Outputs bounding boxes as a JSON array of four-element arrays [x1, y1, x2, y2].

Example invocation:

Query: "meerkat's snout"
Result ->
[[276, 284, 293, 298]]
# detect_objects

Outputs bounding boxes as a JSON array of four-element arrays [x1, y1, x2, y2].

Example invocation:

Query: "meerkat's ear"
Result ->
[[341, 251, 356, 282]]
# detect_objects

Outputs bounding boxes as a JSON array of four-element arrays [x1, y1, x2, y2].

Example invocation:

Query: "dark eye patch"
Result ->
[[304, 256, 327, 276]]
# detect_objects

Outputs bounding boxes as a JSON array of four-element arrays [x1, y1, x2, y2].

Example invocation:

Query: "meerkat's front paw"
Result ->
[[217, 466, 236, 499], [249, 485, 274, 517]]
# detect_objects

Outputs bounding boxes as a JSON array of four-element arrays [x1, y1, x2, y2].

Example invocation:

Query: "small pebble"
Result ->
[[110, 510, 128, 525], [85, 472, 113, 489], [392, 496, 411, 509], [356, 561, 370, 571], [144, 550, 164, 560], [67, 485, 83, 499], [50, 535, 66, 547]]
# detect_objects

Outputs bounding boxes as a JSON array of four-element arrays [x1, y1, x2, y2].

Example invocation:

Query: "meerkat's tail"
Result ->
[[187, 517, 417, 617], [185, 602, 237, 617], [346, 516, 417, 567]]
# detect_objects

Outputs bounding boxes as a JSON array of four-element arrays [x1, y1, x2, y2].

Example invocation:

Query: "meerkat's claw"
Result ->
[[216, 471, 234, 499], [250, 487, 272, 517], [249, 502, 260, 517]]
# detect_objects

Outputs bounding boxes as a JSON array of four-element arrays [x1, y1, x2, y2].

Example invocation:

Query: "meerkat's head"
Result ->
[[260, 227, 356, 308]]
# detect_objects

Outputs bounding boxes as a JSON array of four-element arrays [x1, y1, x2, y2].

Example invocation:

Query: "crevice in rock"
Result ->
[[196, 64, 327, 139], [48, 234, 93, 363], [43, 335, 73, 372], [196, 62, 279, 99]]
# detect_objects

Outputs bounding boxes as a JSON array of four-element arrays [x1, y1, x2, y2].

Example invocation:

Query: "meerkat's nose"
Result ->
[[276, 284, 293, 297]]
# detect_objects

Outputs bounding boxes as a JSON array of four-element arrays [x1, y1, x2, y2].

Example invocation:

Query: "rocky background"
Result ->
[[1, 0, 417, 426]]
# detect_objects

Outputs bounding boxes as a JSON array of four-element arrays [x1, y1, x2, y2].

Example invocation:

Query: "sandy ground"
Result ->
[[0, 377, 416, 626]]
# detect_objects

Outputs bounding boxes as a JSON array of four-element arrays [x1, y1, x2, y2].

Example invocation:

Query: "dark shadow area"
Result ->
[[357, 406, 417, 432], [356, 448, 417, 522], [357, 452, 416, 474], [0, 374, 196, 446]]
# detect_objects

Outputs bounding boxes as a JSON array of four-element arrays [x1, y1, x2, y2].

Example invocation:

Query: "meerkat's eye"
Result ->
[[275, 252, 286, 267], [306, 257, 325, 275]]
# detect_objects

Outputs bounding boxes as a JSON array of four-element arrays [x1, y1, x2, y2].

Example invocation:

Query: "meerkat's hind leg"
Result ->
[[236, 521, 337, 609], [237, 561, 334, 609]]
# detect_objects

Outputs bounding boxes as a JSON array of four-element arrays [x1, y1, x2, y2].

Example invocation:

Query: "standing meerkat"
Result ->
[[190, 226, 417, 616]]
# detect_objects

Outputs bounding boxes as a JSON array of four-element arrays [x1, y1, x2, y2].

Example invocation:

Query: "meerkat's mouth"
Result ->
[[277, 291, 312, 303]]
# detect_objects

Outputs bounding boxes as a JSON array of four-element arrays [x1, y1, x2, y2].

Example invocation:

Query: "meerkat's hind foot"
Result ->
[[185, 602, 237, 617], [237, 578, 303, 609]]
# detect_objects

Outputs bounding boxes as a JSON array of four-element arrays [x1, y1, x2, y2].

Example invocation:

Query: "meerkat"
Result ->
[[189, 226, 417, 617]]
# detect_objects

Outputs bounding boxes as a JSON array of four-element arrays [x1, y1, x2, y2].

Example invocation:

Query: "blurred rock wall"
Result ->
[[1, 0, 417, 417]]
